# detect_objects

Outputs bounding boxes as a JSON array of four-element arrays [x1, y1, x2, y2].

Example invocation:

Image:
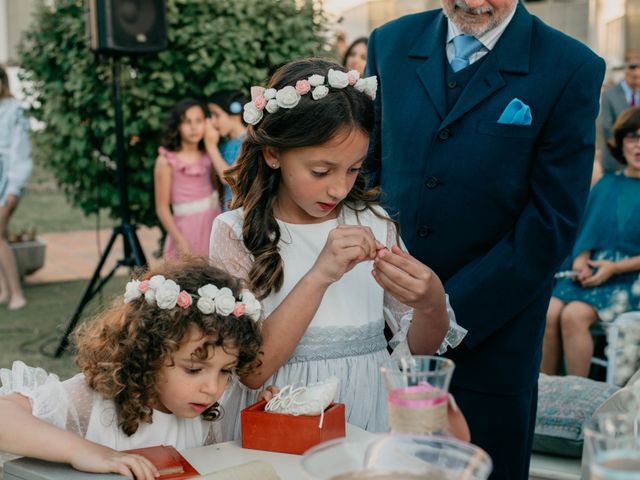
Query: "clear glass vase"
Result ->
[[583, 412, 640, 480], [380, 355, 455, 436], [301, 434, 492, 480]]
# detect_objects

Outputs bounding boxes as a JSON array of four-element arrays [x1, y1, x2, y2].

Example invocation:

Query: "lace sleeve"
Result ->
[[209, 216, 252, 283], [382, 225, 467, 356], [0, 362, 94, 437], [203, 419, 223, 446]]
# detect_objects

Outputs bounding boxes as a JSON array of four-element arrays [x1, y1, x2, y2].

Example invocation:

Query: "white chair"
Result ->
[[602, 312, 640, 386]]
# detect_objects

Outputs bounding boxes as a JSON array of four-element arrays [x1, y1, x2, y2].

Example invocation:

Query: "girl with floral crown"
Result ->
[[209, 58, 468, 436], [0, 257, 267, 479]]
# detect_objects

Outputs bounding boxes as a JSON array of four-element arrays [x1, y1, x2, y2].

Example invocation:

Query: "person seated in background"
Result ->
[[542, 107, 640, 377], [342, 37, 368, 77], [598, 50, 640, 174]]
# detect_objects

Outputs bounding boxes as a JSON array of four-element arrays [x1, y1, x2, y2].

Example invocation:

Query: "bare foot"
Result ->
[[0, 294, 8, 305], [8, 296, 26, 310]]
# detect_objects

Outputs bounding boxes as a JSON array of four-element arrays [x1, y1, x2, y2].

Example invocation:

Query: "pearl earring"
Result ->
[[271, 163, 277, 168]]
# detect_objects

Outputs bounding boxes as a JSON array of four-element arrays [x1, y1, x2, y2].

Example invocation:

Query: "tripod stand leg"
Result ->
[[54, 228, 121, 357], [123, 223, 147, 267]]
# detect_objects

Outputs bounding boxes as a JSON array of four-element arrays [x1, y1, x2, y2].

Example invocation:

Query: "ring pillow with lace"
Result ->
[[264, 376, 339, 428]]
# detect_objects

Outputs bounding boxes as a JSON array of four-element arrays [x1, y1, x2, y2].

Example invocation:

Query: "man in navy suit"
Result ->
[[366, 1, 604, 478]]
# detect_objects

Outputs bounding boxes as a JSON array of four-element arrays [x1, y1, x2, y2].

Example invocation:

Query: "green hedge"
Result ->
[[18, 0, 330, 226]]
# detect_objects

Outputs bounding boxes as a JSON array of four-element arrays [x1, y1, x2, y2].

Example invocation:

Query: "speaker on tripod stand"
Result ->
[[54, 0, 168, 357]]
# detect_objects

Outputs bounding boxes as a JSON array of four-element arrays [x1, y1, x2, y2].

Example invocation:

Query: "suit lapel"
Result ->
[[441, 4, 533, 128], [614, 84, 629, 113], [409, 12, 448, 120]]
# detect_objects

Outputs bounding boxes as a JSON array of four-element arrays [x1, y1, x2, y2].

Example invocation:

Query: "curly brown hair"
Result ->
[[74, 256, 261, 436], [226, 58, 394, 299]]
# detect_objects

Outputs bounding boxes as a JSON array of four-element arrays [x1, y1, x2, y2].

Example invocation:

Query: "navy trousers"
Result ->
[[449, 384, 538, 480]]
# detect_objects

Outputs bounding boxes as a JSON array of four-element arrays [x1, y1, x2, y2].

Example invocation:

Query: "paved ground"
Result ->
[[24, 226, 162, 284]]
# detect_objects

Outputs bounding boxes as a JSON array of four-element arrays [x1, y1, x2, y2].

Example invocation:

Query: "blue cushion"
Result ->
[[534, 374, 619, 458]]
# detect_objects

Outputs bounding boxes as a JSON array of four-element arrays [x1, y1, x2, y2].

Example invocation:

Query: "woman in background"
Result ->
[[0, 65, 31, 310], [342, 37, 368, 77]]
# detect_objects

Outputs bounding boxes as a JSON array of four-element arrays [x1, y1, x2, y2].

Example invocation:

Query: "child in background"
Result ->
[[205, 90, 248, 210], [0, 257, 264, 479], [155, 98, 222, 260], [342, 37, 368, 77], [210, 58, 467, 435]]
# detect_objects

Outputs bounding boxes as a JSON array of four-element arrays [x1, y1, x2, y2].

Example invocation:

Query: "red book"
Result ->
[[123, 445, 199, 479]]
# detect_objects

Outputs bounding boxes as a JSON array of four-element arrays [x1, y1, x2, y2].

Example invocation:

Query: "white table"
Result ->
[[3, 424, 372, 480]]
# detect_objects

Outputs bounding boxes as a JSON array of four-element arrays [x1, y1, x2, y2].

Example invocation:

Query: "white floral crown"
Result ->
[[124, 275, 261, 321], [243, 69, 378, 125]]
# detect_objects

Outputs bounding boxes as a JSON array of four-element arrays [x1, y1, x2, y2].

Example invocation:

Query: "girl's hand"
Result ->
[[258, 385, 280, 402], [581, 260, 617, 287], [310, 225, 377, 286], [204, 118, 221, 148], [372, 245, 443, 312], [70, 443, 159, 480], [447, 394, 470, 443], [176, 237, 191, 257]]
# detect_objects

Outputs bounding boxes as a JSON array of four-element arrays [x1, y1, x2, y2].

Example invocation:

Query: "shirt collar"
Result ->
[[621, 80, 633, 95], [446, 6, 517, 51]]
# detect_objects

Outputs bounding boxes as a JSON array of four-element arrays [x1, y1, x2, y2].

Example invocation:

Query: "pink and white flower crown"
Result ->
[[124, 275, 261, 320], [243, 69, 378, 125]]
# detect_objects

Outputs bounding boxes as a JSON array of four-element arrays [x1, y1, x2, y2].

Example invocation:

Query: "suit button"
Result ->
[[425, 176, 438, 189], [438, 129, 451, 140], [447, 81, 457, 88], [418, 226, 431, 238]]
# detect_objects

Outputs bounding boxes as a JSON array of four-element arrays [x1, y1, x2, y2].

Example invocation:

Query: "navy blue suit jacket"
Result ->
[[366, 4, 605, 394]]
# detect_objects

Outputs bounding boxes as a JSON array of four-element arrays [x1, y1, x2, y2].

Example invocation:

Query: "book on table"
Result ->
[[123, 445, 199, 479]]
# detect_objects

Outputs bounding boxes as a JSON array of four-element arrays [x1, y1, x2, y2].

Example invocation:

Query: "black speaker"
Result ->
[[87, 0, 167, 54]]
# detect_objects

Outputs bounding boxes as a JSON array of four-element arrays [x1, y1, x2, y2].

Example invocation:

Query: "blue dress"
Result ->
[[553, 173, 640, 321], [219, 134, 245, 210]]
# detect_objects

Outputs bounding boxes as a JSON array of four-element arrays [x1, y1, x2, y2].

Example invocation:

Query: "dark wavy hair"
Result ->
[[226, 58, 392, 299], [74, 256, 262, 436], [208, 90, 248, 116], [160, 98, 209, 152], [0, 65, 11, 99], [342, 37, 368, 68], [608, 106, 640, 164]]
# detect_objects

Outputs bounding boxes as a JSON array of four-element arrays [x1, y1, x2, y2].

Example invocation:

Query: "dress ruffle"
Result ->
[[158, 146, 209, 176], [0, 360, 60, 396], [0, 361, 73, 431]]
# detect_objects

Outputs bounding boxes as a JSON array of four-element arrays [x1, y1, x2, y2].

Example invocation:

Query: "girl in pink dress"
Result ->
[[155, 98, 222, 259]]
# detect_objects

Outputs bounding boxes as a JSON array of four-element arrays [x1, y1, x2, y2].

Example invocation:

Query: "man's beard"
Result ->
[[442, 0, 515, 37]]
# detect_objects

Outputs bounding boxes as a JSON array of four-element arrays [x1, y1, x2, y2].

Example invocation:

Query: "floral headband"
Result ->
[[124, 275, 261, 321], [243, 69, 378, 125]]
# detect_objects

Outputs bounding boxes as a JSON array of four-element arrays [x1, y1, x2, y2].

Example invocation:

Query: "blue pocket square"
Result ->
[[497, 98, 532, 125]]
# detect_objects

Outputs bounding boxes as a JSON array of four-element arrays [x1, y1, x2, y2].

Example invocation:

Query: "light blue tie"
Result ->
[[450, 35, 483, 72]]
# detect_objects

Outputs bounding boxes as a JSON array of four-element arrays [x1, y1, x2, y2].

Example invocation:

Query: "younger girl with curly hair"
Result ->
[[0, 257, 263, 479]]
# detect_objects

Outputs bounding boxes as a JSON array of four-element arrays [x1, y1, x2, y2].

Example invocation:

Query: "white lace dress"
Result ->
[[209, 204, 466, 436], [0, 361, 223, 450]]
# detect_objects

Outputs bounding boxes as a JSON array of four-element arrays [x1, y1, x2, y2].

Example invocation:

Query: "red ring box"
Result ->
[[241, 400, 346, 455]]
